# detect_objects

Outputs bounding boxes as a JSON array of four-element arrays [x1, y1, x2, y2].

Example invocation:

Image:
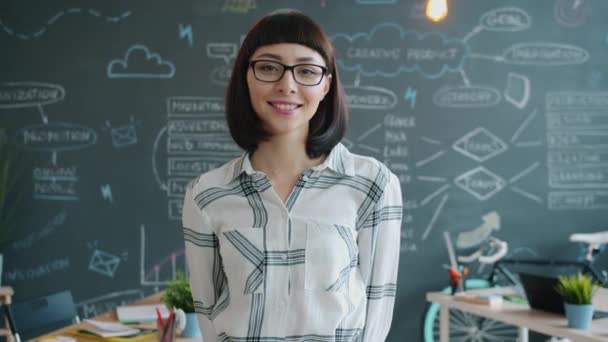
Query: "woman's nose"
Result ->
[[274, 70, 298, 93]]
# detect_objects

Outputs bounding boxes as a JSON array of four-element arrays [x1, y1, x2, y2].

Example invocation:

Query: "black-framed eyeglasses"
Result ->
[[249, 60, 329, 86]]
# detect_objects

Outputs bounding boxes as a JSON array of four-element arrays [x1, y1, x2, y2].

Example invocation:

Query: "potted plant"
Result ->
[[555, 272, 601, 329], [161, 271, 201, 338]]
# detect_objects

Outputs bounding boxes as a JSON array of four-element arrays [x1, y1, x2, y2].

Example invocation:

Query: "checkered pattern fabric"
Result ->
[[183, 143, 402, 342]]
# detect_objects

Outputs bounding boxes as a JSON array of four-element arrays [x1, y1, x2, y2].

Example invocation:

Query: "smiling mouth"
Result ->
[[269, 102, 302, 110]]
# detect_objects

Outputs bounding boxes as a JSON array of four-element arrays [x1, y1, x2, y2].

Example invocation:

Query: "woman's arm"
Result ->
[[357, 171, 403, 342], [182, 184, 227, 342]]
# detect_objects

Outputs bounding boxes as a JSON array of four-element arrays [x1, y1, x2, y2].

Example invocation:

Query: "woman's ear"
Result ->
[[322, 74, 332, 97]]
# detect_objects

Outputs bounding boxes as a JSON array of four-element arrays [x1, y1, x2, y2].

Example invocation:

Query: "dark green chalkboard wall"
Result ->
[[2, 0, 608, 340]]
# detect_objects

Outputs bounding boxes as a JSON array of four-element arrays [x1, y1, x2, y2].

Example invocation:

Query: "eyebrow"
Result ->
[[253, 53, 322, 64]]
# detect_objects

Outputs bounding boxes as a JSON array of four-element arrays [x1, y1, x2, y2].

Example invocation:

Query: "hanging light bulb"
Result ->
[[426, 0, 448, 22]]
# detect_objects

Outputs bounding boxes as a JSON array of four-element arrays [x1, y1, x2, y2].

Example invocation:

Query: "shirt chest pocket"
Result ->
[[305, 222, 358, 292], [218, 227, 265, 295]]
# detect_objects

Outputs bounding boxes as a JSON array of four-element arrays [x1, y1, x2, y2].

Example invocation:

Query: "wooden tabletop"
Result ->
[[427, 287, 608, 342], [0, 287, 14, 304], [31, 292, 203, 342], [0, 287, 15, 342]]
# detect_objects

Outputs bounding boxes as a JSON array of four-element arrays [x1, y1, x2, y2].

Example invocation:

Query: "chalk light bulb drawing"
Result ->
[[426, 0, 448, 22]]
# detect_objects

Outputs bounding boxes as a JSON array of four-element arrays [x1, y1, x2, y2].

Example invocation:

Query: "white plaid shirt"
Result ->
[[182, 143, 403, 342]]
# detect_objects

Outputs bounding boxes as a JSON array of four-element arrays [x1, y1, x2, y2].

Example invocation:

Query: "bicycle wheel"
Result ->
[[423, 278, 519, 342]]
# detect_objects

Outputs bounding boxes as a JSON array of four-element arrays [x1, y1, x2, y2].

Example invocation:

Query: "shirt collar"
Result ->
[[224, 142, 355, 184]]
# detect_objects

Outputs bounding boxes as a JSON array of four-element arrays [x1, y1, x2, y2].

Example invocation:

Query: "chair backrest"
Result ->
[[11, 289, 80, 340]]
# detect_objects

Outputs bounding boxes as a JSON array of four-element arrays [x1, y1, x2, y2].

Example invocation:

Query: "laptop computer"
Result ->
[[518, 272, 565, 315]]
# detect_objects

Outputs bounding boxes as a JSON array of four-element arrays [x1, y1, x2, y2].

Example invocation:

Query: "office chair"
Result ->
[[10, 289, 80, 341]]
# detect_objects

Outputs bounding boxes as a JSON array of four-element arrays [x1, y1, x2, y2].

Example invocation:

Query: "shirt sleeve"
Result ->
[[357, 171, 403, 342], [182, 184, 227, 342]]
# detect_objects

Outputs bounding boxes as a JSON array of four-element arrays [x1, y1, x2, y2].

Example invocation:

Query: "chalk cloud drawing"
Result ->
[[107, 44, 175, 79], [332, 23, 467, 79]]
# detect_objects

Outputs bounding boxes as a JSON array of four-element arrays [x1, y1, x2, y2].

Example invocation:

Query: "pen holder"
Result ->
[[157, 317, 177, 342], [172, 308, 201, 338], [182, 312, 202, 337]]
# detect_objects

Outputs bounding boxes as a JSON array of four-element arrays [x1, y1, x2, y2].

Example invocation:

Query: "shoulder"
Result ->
[[186, 156, 242, 195], [346, 148, 393, 182]]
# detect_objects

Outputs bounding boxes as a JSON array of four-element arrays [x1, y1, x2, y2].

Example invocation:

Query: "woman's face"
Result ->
[[247, 43, 331, 139]]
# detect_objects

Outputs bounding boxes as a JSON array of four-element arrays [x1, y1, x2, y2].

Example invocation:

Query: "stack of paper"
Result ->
[[453, 292, 504, 308], [81, 319, 141, 337], [116, 304, 170, 323], [39, 336, 77, 342]]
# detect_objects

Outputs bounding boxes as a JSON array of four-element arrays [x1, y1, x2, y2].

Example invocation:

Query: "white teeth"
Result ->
[[272, 103, 298, 110]]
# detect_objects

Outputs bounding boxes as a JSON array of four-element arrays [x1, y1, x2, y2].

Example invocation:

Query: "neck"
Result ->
[[250, 134, 323, 179]]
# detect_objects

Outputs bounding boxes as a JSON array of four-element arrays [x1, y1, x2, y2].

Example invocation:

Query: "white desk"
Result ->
[[426, 287, 608, 342]]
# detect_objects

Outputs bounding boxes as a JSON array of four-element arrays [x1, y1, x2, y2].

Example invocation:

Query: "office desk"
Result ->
[[33, 292, 203, 342], [426, 287, 608, 342]]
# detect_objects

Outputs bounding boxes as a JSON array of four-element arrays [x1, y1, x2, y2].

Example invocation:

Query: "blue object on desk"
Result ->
[[11, 290, 80, 340], [182, 312, 201, 338]]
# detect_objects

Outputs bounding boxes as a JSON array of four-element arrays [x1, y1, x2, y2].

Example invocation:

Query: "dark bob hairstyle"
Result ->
[[225, 9, 349, 158]]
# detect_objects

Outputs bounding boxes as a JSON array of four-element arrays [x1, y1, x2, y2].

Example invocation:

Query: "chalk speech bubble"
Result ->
[[503, 42, 589, 65], [433, 86, 501, 108], [344, 85, 397, 110], [13, 122, 97, 151], [480, 7, 531, 32], [0, 82, 65, 109]]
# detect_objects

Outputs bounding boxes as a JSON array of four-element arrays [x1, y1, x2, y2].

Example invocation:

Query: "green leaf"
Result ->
[[160, 271, 195, 313], [556, 273, 601, 305]]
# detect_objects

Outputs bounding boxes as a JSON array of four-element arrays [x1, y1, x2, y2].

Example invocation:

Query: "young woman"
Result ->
[[182, 9, 403, 342]]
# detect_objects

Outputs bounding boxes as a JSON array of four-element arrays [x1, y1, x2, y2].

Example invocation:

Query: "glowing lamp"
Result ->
[[426, 0, 448, 22]]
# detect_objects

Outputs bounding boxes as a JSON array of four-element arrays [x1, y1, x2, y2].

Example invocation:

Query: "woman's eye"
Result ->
[[259, 64, 279, 72], [298, 68, 318, 75]]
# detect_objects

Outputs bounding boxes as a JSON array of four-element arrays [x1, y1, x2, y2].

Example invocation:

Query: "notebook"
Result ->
[[80, 319, 140, 337], [116, 304, 170, 323]]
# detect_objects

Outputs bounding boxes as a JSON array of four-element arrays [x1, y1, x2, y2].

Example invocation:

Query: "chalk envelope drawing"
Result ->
[[89, 250, 121, 277], [111, 125, 137, 147]]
